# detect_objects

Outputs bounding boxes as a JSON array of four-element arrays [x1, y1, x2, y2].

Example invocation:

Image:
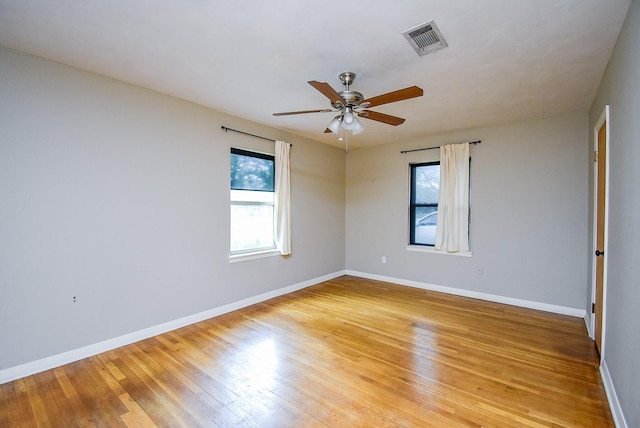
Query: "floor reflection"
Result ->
[[412, 322, 439, 385], [222, 337, 279, 393]]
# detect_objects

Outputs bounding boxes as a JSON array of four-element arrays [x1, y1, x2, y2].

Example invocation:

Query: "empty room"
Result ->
[[1, 1, 638, 426]]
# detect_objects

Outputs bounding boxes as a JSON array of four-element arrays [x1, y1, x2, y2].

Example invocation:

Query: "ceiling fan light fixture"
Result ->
[[327, 107, 364, 136], [328, 115, 342, 134], [342, 107, 357, 130], [352, 119, 365, 135]]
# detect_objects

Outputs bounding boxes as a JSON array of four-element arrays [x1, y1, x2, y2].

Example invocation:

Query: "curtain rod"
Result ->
[[400, 140, 481, 154], [221, 126, 292, 146]]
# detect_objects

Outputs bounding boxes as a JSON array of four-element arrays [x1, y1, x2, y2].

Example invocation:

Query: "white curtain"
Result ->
[[274, 140, 291, 255], [435, 142, 469, 252]]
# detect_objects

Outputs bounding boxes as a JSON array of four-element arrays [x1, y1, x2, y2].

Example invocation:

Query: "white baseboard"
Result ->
[[0, 270, 346, 385], [601, 360, 629, 428], [584, 312, 594, 338], [346, 270, 587, 318]]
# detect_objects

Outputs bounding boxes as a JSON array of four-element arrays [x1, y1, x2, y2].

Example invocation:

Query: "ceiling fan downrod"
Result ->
[[339, 71, 356, 90]]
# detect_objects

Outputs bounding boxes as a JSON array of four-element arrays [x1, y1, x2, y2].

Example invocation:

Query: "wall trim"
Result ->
[[584, 312, 594, 338], [601, 360, 629, 428], [0, 270, 346, 385], [589, 104, 611, 356], [346, 270, 586, 318]]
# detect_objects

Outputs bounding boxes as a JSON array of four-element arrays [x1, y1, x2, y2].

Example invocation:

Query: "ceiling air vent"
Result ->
[[403, 20, 448, 56]]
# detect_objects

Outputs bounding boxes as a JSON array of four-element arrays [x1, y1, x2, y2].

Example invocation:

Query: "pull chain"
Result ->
[[345, 131, 349, 154]]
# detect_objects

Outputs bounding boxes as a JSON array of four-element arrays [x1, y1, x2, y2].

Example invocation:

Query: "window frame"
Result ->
[[409, 161, 440, 247], [229, 147, 277, 257]]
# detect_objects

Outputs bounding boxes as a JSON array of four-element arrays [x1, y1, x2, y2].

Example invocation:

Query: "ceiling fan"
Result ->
[[273, 72, 423, 136]]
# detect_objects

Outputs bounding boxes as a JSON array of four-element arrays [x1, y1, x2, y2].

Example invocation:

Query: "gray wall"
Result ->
[[346, 113, 589, 309], [0, 47, 346, 370], [589, 1, 640, 425]]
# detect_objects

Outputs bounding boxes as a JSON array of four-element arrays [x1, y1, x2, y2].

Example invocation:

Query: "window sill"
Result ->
[[228, 248, 281, 263], [406, 245, 472, 257]]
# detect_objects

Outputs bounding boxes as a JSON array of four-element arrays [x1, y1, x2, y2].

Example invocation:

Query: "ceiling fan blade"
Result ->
[[362, 86, 423, 108], [273, 109, 333, 116], [308, 81, 344, 106], [359, 110, 406, 126]]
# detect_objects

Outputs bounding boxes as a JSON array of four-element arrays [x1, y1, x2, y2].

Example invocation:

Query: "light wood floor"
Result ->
[[0, 276, 613, 427]]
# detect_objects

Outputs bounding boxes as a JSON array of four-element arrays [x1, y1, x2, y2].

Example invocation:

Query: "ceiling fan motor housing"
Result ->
[[333, 90, 364, 109]]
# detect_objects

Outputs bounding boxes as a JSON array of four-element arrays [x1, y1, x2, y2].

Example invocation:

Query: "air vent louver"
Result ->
[[403, 20, 448, 56]]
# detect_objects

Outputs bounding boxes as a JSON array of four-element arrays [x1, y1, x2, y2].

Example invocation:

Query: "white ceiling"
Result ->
[[0, 1, 631, 148]]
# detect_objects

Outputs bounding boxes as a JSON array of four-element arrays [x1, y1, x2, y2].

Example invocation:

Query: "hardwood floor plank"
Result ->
[[127, 343, 227, 426], [34, 369, 81, 427], [63, 358, 127, 427], [12, 379, 39, 427], [118, 391, 158, 428], [22, 375, 53, 427], [0, 276, 614, 427], [0, 379, 34, 428], [109, 349, 201, 427], [53, 366, 97, 428], [0, 381, 15, 427]]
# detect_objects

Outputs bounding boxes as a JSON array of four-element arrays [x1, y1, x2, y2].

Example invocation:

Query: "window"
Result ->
[[410, 162, 440, 246], [230, 148, 276, 254], [409, 159, 471, 249]]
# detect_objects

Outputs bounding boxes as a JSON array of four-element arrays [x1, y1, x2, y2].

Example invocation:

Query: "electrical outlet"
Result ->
[[73, 296, 77, 303], [381, 256, 387, 264], [475, 266, 484, 275]]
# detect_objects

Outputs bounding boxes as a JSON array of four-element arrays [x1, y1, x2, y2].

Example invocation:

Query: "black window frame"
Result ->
[[409, 161, 440, 246]]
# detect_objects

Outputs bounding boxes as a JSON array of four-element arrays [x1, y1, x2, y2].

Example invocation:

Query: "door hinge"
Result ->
[[592, 302, 596, 313], [594, 151, 599, 162]]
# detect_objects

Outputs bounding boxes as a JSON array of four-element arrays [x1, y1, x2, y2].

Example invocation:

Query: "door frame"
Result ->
[[590, 105, 610, 362]]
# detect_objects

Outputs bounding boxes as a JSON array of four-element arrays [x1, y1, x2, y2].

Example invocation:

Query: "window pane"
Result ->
[[230, 204, 275, 252], [414, 164, 440, 204], [414, 207, 438, 246], [231, 151, 274, 191]]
